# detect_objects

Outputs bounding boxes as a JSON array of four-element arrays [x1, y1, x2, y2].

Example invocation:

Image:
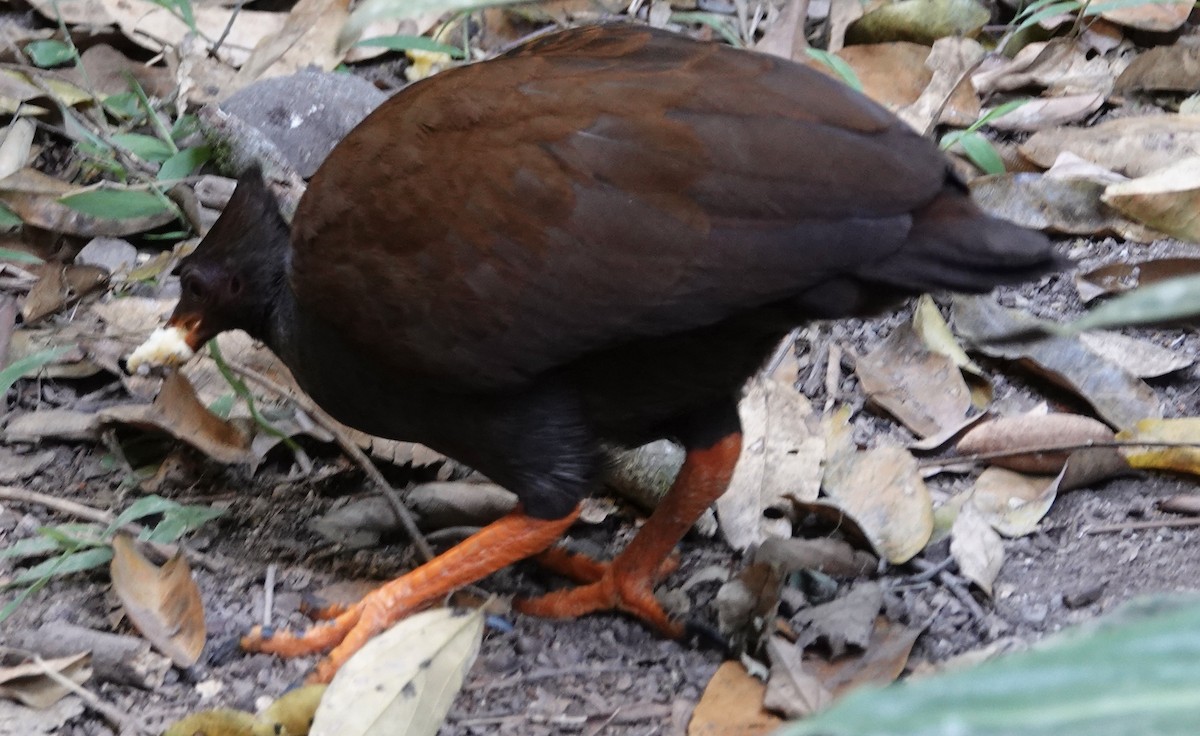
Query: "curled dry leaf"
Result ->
[[0, 169, 177, 238], [1020, 116, 1200, 178], [1115, 41, 1200, 93], [716, 561, 783, 652], [689, 661, 783, 736], [955, 413, 1115, 474], [1074, 257, 1200, 303], [1117, 418, 1200, 476], [109, 535, 206, 668], [950, 502, 1004, 595], [764, 636, 833, 719], [1102, 157, 1200, 243], [972, 39, 1114, 96], [1078, 331, 1194, 379], [717, 376, 825, 551], [952, 295, 1163, 429], [823, 446, 933, 564], [802, 616, 922, 698], [235, 0, 351, 87], [0, 652, 91, 709], [311, 607, 484, 736]]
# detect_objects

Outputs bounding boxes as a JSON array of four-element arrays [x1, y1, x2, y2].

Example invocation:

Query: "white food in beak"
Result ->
[[127, 325, 195, 374]]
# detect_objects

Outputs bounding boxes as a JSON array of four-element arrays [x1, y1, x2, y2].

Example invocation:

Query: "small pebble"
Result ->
[[1063, 583, 1105, 610]]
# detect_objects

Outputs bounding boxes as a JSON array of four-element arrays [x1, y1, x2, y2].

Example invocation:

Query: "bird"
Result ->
[[128, 23, 1062, 683]]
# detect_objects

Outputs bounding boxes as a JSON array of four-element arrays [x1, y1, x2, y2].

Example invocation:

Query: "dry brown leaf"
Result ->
[[1115, 41, 1200, 92], [235, 0, 350, 87], [1117, 418, 1200, 476], [986, 93, 1106, 132], [20, 264, 109, 325], [109, 534, 206, 667], [763, 636, 832, 718], [0, 168, 177, 237], [972, 39, 1114, 96], [822, 446, 933, 564], [754, 536, 877, 578], [1020, 115, 1200, 177], [969, 466, 1060, 536], [1102, 157, 1200, 243], [101, 371, 253, 465], [688, 661, 783, 736], [950, 502, 1004, 595], [792, 582, 883, 656], [60, 45, 174, 98], [0, 119, 35, 181], [1075, 257, 1200, 302], [897, 37, 984, 135], [856, 322, 974, 438], [1100, 0, 1192, 32], [1158, 494, 1200, 516], [100, 0, 287, 67], [1078, 331, 1194, 379], [955, 413, 1115, 474], [0, 653, 91, 709], [718, 376, 825, 551], [3, 408, 101, 443], [969, 172, 1160, 242], [755, 0, 809, 61], [803, 616, 922, 697], [716, 561, 782, 651], [953, 295, 1163, 429]]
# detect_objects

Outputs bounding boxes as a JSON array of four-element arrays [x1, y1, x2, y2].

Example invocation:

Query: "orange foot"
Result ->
[[241, 508, 579, 683], [516, 546, 685, 638]]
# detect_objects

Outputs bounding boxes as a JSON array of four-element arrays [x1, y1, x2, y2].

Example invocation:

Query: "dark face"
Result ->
[[167, 255, 249, 351]]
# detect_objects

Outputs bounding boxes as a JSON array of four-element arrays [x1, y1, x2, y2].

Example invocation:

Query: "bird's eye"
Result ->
[[228, 275, 243, 296]]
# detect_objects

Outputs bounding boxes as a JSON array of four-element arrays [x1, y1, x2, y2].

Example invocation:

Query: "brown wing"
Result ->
[[289, 25, 952, 391]]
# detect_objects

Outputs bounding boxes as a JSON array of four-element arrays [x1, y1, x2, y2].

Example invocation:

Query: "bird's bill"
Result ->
[[125, 312, 203, 373]]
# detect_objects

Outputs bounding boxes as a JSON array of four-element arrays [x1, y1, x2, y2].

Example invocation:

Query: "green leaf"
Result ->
[[112, 133, 175, 162], [0, 204, 23, 231], [60, 188, 172, 219], [669, 11, 743, 46], [804, 49, 863, 92], [0, 524, 103, 559], [0, 346, 71, 397], [0, 246, 40, 263], [158, 145, 211, 181], [171, 114, 201, 142], [24, 39, 76, 68], [103, 92, 142, 120], [209, 392, 236, 419], [145, 505, 224, 544], [354, 35, 465, 58], [1058, 274, 1200, 334], [106, 495, 183, 534], [340, 0, 529, 50], [1012, 0, 1081, 33], [10, 546, 114, 585], [782, 597, 1200, 736], [955, 131, 1006, 174]]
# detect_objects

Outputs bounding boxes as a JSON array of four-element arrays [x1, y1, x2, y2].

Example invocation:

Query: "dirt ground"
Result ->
[[4, 238, 1200, 735]]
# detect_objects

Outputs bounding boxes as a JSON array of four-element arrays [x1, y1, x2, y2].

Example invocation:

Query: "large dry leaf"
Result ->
[[0, 168, 176, 237], [234, 0, 350, 87], [969, 172, 1160, 242], [20, 264, 108, 324], [718, 376, 825, 551], [0, 119, 35, 181], [845, 0, 989, 45], [100, 0, 287, 67], [102, 371, 253, 465], [950, 502, 1004, 595], [1075, 257, 1200, 302], [1020, 116, 1200, 177], [856, 322, 973, 438], [764, 636, 833, 719], [952, 295, 1162, 429], [1102, 157, 1200, 243], [0, 653, 91, 709], [311, 607, 483, 736], [968, 466, 1060, 537], [1117, 418, 1200, 476], [792, 583, 883, 656], [689, 661, 783, 736], [1078, 331, 1194, 379], [955, 413, 1115, 474], [26, 0, 114, 24], [972, 39, 1114, 96], [897, 37, 984, 135], [822, 446, 933, 564], [1100, 0, 1192, 32], [1115, 41, 1200, 92], [109, 535, 206, 667], [802, 616, 922, 698], [986, 93, 1106, 133]]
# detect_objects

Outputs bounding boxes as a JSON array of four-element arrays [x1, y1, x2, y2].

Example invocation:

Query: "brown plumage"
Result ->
[[153, 24, 1061, 682]]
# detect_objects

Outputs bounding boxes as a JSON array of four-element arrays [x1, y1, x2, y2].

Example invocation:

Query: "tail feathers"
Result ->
[[862, 190, 1067, 294]]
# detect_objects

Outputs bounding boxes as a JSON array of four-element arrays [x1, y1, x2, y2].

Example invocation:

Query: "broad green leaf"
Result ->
[[158, 145, 211, 181], [0, 204, 23, 231], [60, 189, 171, 220], [956, 132, 1006, 175], [107, 495, 183, 533], [145, 506, 224, 544], [0, 524, 104, 559], [805, 49, 863, 91], [170, 114, 201, 142], [0, 346, 71, 397], [24, 40, 75, 68], [782, 597, 1200, 736], [354, 35, 464, 58], [103, 92, 141, 120], [11, 546, 114, 585], [112, 133, 175, 162]]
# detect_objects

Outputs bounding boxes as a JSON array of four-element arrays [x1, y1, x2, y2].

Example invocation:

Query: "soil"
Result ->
[[4, 243, 1200, 735]]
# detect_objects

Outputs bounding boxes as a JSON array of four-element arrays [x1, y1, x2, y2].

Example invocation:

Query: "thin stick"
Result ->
[[1085, 517, 1200, 535], [263, 562, 277, 629], [0, 647, 147, 735], [921, 439, 1200, 468]]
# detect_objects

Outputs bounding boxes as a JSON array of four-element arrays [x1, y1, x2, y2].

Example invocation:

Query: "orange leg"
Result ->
[[516, 432, 742, 637], [242, 507, 579, 683]]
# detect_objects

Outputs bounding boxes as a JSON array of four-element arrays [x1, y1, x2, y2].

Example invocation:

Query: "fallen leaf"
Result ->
[[986, 93, 1106, 132], [0, 169, 176, 237], [109, 535, 206, 668], [953, 295, 1162, 429], [1118, 418, 1200, 476], [1074, 257, 1200, 302], [972, 39, 1114, 96], [1115, 41, 1200, 92], [754, 537, 877, 578], [822, 446, 933, 564], [846, 0, 989, 45], [20, 264, 108, 324], [792, 582, 883, 656], [235, 0, 351, 87], [1078, 331, 1194, 379], [1102, 157, 1200, 243], [310, 607, 484, 736], [951, 502, 1004, 594], [803, 616, 923, 697], [100, 0, 287, 67], [718, 376, 825, 551], [756, 0, 809, 61], [1020, 115, 1200, 177], [897, 37, 984, 135], [955, 413, 1115, 474], [1099, 0, 1192, 32], [716, 561, 783, 652], [764, 636, 832, 718], [689, 661, 783, 736], [0, 653, 91, 709], [1158, 494, 1200, 516]]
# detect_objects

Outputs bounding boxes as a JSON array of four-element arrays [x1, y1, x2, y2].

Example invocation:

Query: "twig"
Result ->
[[211, 0, 245, 57], [922, 439, 1200, 468], [223, 363, 436, 564], [0, 485, 221, 571], [1085, 517, 1200, 535], [262, 562, 277, 629]]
